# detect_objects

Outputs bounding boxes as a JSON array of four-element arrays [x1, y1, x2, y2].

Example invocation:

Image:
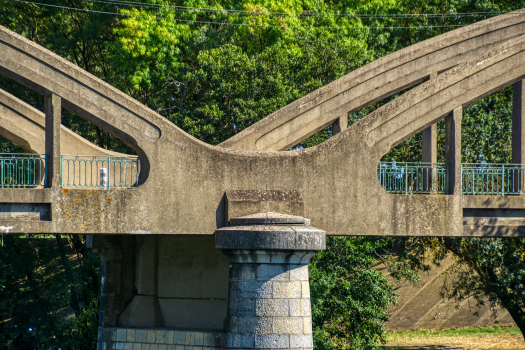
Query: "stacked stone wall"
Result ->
[[100, 328, 224, 350], [226, 262, 314, 350]]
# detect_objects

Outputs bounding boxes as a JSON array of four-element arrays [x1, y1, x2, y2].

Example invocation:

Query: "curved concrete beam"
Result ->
[[219, 11, 525, 151], [0, 88, 123, 156], [0, 22, 525, 237]]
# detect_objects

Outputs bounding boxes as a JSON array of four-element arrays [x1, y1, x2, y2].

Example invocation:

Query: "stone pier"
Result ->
[[215, 212, 326, 350]]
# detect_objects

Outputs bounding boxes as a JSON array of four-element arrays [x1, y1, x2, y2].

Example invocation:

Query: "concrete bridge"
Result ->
[[2, 10, 525, 350]]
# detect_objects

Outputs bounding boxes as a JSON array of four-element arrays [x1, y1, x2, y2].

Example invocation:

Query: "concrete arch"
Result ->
[[219, 10, 525, 152], [0, 88, 125, 156], [0, 17, 524, 236]]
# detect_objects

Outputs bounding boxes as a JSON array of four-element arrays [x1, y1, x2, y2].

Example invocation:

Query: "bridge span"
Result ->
[[1, 11, 525, 350]]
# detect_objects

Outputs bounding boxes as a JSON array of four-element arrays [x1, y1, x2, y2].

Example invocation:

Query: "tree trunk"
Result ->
[[55, 234, 81, 316], [502, 302, 525, 341]]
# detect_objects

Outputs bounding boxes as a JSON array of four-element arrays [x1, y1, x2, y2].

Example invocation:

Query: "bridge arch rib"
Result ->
[[219, 10, 525, 152], [0, 16, 525, 236]]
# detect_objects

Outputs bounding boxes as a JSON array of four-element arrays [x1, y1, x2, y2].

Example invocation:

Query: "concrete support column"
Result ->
[[422, 72, 439, 192], [445, 106, 462, 195], [512, 81, 525, 192], [215, 212, 326, 350], [422, 123, 438, 191], [44, 93, 61, 188], [512, 80, 525, 164], [332, 115, 347, 136]]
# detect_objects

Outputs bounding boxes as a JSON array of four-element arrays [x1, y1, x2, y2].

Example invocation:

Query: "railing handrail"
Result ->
[[0, 153, 46, 157], [61, 154, 140, 189]]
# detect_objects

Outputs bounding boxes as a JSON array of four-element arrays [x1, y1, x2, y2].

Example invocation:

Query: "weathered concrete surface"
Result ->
[[0, 88, 122, 156], [99, 235, 230, 330], [226, 191, 305, 224], [219, 11, 525, 152], [2, 16, 525, 236]]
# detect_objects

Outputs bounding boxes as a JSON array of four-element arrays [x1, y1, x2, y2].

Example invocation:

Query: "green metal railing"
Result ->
[[0, 153, 47, 188], [461, 163, 525, 195], [378, 162, 449, 194], [61, 155, 139, 188]]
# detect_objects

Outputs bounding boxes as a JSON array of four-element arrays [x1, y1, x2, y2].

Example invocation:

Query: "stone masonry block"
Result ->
[[194, 332, 204, 346], [165, 331, 174, 344], [147, 330, 156, 343], [127, 329, 136, 342], [254, 334, 289, 348], [124, 343, 132, 350], [256, 299, 289, 316], [227, 334, 255, 348], [150, 345, 159, 350], [303, 317, 313, 334], [230, 263, 256, 280], [186, 332, 195, 345], [115, 343, 124, 350], [289, 265, 309, 281], [175, 346, 184, 350], [230, 299, 256, 316], [132, 344, 141, 350], [159, 345, 167, 350], [136, 330, 147, 342], [273, 317, 302, 334], [156, 330, 166, 343], [227, 316, 239, 333], [117, 329, 127, 342], [289, 299, 303, 316], [230, 280, 273, 299], [273, 281, 301, 299], [142, 345, 150, 350], [302, 299, 311, 316], [174, 331, 186, 345], [301, 281, 310, 299], [204, 333, 220, 347], [168, 346, 175, 350], [290, 334, 313, 348], [257, 264, 289, 281], [234, 316, 273, 335]]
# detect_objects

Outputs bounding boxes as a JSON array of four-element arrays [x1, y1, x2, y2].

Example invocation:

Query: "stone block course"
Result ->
[[289, 266, 308, 282], [156, 330, 166, 343], [254, 334, 289, 348], [127, 329, 136, 342], [101, 328, 224, 350], [256, 299, 289, 317], [290, 334, 313, 348], [230, 263, 257, 280], [230, 280, 273, 299], [230, 298, 256, 316], [273, 318, 302, 334], [256, 264, 289, 282], [272, 282, 301, 299]]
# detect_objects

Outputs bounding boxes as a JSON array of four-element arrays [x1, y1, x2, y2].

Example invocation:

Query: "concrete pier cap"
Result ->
[[215, 212, 326, 350]]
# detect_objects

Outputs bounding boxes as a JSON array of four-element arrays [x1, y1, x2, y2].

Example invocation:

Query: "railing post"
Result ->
[[332, 115, 347, 136], [107, 156, 111, 189], [502, 164, 505, 196], [405, 163, 408, 194], [44, 93, 61, 188]]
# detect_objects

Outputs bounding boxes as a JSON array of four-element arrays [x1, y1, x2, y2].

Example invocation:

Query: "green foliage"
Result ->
[[0, 235, 101, 349], [310, 237, 419, 350]]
